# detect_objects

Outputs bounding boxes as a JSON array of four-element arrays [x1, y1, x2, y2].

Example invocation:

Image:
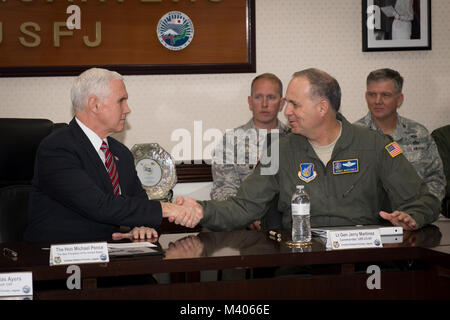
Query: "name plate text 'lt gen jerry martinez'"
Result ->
[[329, 229, 383, 250]]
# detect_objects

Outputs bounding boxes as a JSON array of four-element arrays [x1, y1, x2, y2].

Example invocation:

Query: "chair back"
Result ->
[[0, 118, 54, 188], [0, 185, 31, 243], [0, 118, 67, 242]]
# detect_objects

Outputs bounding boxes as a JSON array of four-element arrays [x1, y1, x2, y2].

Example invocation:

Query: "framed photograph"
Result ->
[[362, 0, 431, 51]]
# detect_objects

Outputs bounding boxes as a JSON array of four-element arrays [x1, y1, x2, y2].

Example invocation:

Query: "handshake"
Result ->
[[161, 196, 204, 228], [112, 197, 203, 241]]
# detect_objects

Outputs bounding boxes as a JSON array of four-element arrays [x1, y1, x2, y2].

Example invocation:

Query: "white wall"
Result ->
[[1, 0, 449, 161]]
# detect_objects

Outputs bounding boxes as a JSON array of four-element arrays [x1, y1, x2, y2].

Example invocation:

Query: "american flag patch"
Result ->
[[385, 142, 403, 158]]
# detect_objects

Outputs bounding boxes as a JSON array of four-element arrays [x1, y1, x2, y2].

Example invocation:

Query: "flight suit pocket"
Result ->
[[341, 165, 370, 199], [385, 170, 421, 202]]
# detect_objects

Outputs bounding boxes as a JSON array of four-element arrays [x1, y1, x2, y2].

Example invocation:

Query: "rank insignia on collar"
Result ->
[[333, 159, 359, 175], [298, 163, 317, 183]]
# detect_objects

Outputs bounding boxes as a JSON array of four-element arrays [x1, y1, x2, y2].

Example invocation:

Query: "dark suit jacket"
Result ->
[[25, 118, 162, 242]]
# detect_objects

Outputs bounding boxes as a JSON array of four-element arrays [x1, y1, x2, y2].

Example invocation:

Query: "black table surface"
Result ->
[[1, 219, 449, 282]]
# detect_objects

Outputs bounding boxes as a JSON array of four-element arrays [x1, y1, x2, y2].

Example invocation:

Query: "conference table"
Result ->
[[1, 219, 449, 301]]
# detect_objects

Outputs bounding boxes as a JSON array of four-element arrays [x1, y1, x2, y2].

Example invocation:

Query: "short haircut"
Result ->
[[366, 68, 404, 93], [292, 68, 341, 112], [71, 68, 123, 113], [250, 73, 283, 97]]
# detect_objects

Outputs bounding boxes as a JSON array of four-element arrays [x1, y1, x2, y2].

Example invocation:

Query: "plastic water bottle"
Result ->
[[291, 185, 311, 243]]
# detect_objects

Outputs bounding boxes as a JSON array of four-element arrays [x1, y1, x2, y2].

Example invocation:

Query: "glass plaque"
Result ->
[[131, 143, 177, 199]]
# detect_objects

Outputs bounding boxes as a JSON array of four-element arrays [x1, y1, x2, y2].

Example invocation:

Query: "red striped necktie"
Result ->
[[100, 141, 120, 195]]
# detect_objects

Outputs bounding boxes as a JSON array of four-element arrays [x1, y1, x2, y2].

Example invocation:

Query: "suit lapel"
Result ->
[[68, 118, 115, 194]]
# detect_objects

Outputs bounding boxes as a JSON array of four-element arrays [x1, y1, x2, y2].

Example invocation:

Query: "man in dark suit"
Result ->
[[25, 68, 199, 242]]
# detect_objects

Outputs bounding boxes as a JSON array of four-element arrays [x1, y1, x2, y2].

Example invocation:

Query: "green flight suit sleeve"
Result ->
[[199, 164, 280, 231], [377, 135, 441, 228]]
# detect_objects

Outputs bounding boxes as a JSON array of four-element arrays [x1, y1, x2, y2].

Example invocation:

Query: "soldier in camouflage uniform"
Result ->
[[210, 73, 290, 229], [355, 68, 446, 202]]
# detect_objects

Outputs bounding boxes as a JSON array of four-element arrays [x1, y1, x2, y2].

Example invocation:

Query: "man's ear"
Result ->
[[318, 99, 330, 116], [248, 96, 254, 112], [278, 97, 285, 112], [396, 93, 404, 109], [87, 96, 100, 113], [365, 91, 370, 104]]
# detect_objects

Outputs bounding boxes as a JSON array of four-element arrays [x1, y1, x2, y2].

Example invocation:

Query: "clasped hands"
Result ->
[[111, 197, 203, 241], [161, 196, 204, 228]]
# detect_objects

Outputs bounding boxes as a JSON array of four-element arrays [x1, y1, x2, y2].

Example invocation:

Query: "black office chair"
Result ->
[[0, 118, 54, 188], [431, 125, 450, 218], [0, 118, 66, 242], [0, 185, 31, 242]]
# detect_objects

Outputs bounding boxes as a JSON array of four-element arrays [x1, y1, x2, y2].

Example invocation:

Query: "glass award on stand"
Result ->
[[131, 143, 177, 202]]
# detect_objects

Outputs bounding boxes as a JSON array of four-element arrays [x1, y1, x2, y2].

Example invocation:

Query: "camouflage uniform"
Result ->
[[210, 119, 290, 229], [355, 112, 446, 201], [210, 118, 290, 201]]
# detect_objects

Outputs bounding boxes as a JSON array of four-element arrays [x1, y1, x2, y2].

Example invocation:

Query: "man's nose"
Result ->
[[284, 102, 292, 116], [375, 94, 383, 104], [123, 102, 131, 114]]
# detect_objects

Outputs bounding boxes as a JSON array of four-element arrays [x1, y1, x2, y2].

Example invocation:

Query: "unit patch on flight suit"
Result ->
[[332, 159, 359, 175], [298, 163, 317, 183]]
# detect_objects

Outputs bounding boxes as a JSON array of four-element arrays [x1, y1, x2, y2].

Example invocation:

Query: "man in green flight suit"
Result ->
[[175, 68, 440, 231]]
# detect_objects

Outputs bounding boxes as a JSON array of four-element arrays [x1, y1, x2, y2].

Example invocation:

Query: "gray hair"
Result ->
[[71, 68, 123, 113], [366, 68, 404, 93], [250, 73, 283, 97], [292, 68, 341, 112]]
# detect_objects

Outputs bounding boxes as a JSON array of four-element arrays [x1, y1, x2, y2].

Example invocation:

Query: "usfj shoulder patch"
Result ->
[[298, 163, 317, 183], [332, 159, 359, 175], [385, 142, 403, 158]]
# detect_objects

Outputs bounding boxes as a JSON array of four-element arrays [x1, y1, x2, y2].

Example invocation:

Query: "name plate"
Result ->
[[0, 272, 33, 297], [49, 242, 109, 266], [329, 229, 382, 250]]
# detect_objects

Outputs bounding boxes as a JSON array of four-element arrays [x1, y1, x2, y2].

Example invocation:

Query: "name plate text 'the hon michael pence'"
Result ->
[[49, 242, 109, 266]]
